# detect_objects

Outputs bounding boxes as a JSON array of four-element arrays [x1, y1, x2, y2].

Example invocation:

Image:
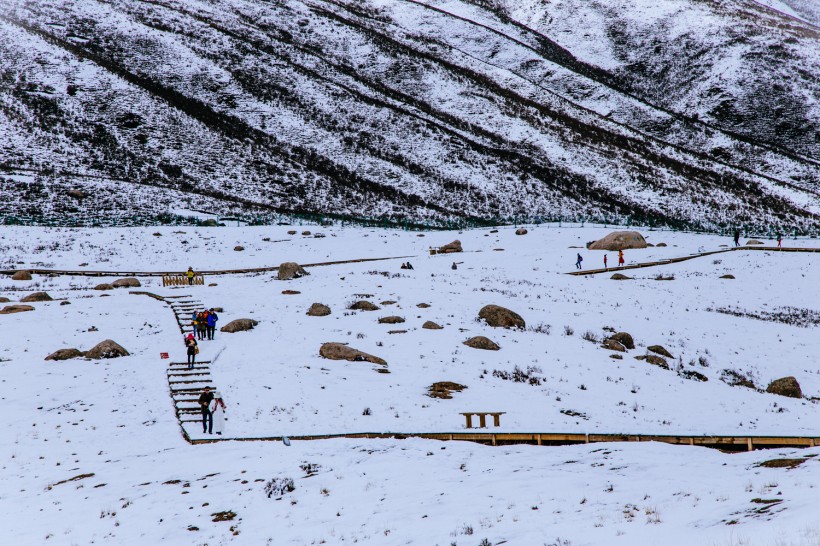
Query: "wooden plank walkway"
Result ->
[[0, 255, 413, 277], [183, 431, 820, 452], [568, 245, 820, 276]]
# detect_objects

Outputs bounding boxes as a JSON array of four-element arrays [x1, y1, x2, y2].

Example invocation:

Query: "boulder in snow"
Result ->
[[20, 292, 53, 303], [438, 240, 462, 253], [463, 336, 500, 351], [278, 262, 309, 280], [45, 348, 85, 361], [11, 270, 32, 281], [319, 342, 386, 366], [306, 303, 331, 316], [766, 376, 802, 398], [478, 304, 525, 329], [220, 319, 258, 333], [588, 231, 647, 251], [0, 304, 34, 314], [112, 277, 141, 288], [85, 340, 130, 359]]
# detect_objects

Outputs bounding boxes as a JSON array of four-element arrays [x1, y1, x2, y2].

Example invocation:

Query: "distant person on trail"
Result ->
[[212, 392, 226, 436], [575, 253, 583, 269], [186, 267, 195, 285], [406, 261, 414, 270], [733, 230, 740, 247], [451, 262, 458, 270], [207, 308, 219, 340], [185, 333, 198, 369], [191, 311, 199, 338], [618, 250, 625, 267], [603, 254, 608, 269], [777, 233, 782, 248], [199, 387, 214, 435]]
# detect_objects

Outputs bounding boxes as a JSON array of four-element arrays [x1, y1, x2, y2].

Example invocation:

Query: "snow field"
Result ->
[[1, 223, 819, 544]]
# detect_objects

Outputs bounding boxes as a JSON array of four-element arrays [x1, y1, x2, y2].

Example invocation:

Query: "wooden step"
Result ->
[[167, 372, 211, 377], [170, 386, 213, 393], [169, 361, 211, 365], [169, 379, 213, 385]]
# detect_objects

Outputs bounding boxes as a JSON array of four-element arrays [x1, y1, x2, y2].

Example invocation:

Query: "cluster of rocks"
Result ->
[[45, 340, 130, 361]]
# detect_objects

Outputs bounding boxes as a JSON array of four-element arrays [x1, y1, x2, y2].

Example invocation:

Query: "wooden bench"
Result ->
[[460, 412, 505, 429]]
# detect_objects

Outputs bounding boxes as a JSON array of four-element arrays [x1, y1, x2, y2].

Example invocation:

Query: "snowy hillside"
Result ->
[[0, 0, 818, 229], [2, 223, 820, 544]]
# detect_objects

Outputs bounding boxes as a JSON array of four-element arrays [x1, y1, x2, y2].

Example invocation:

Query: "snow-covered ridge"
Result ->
[[0, 0, 817, 229]]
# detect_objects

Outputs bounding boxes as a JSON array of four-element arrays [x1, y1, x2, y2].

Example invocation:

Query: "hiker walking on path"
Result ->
[[733, 230, 740, 247], [575, 253, 583, 269], [199, 387, 214, 434], [197, 310, 207, 341], [186, 267, 195, 285], [618, 250, 625, 267], [212, 392, 226, 436], [603, 254, 608, 269], [185, 333, 198, 369], [191, 311, 199, 339], [777, 233, 782, 248], [207, 308, 219, 340]]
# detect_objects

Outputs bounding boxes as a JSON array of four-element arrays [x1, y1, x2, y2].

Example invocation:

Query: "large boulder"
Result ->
[[0, 304, 34, 314], [478, 305, 525, 329], [278, 262, 309, 281], [588, 231, 647, 251], [45, 348, 85, 361], [746, 239, 764, 245], [427, 381, 467, 399], [647, 345, 673, 358], [112, 277, 141, 288], [463, 336, 500, 350], [94, 283, 114, 291], [601, 338, 626, 352], [644, 355, 669, 369], [306, 303, 331, 316], [608, 332, 635, 350], [20, 292, 53, 303], [422, 321, 443, 330], [515, 228, 528, 235], [220, 319, 259, 333], [766, 376, 802, 398], [378, 316, 405, 324], [11, 270, 32, 281], [0, 297, 10, 303], [319, 342, 386, 366], [349, 300, 379, 311], [84, 340, 130, 359], [610, 273, 632, 280], [439, 240, 463, 253]]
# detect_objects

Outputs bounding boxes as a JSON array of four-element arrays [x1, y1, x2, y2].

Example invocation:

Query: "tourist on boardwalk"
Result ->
[[191, 311, 199, 338], [212, 392, 226, 435], [185, 333, 198, 369], [199, 387, 214, 434], [207, 308, 219, 340], [618, 250, 625, 267], [197, 311, 208, 340], [575, 253, 583, 269], [777, 233, 782, 248], [733, 230, 740, 247], [186, 267, 195, 285], [603, 254, 608, 269]]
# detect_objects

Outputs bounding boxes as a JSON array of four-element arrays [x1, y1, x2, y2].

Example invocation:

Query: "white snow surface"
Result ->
[[2, 224, 820, 545]]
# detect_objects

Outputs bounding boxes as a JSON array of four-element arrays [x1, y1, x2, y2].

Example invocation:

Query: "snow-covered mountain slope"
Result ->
[[3, 223, 820, 545], [0, 0, 818, 229]]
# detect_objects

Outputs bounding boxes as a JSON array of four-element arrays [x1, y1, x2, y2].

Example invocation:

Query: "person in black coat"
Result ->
[[198, 387, 214, 434]]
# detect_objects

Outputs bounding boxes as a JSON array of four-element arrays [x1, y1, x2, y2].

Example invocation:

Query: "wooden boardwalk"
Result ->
[[183, 431, 820, 452], [0, 255, 412, 277], [568, 245, 820, 276]]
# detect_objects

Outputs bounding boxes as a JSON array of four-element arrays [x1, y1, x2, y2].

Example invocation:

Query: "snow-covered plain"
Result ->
[[2, 223, 820, 545]]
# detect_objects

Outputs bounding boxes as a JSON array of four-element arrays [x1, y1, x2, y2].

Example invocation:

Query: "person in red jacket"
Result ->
[[618, 250, 625, 267]]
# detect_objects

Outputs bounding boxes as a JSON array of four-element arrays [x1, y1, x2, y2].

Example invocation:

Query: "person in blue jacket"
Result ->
[[191, 311, 199, 338], [206, 308, 219, 340]]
